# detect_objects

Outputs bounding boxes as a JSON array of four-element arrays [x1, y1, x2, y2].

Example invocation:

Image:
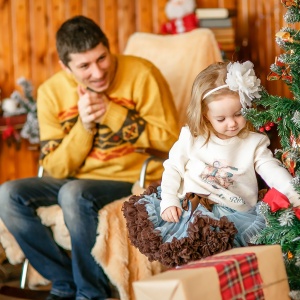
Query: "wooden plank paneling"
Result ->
[[101, 0, 119, 53], [82, 0, 100, 22], [152, 0, 168, 33], [47, 0, 65, 74], [0, 140, 17, 182], [2, 0, 292, 99], [236, 0, 250, 60], [65, 0, 83, 17], [29, 0, 48, 91], [217, 0, 236, 9], [0, 139, 39, 182], [239, 0, 292, 99], [0, 0, 297, 182], [0, 0, 14, 96], [116, 0, 135, 53], [196, 0, 218, 8], [196, 0, 236, 9], [11, 0, 31, 84], [136, 0, 153, 32], [14, 139, 39, 178]]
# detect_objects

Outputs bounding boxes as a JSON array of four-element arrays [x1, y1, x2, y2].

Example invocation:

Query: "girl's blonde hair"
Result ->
[[187, 62, 254, 141]]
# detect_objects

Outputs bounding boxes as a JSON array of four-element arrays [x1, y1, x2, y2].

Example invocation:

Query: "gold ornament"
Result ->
[[276, 31, 300, 44], [281, 0, 299, 8], [288, 251, 294, 260]]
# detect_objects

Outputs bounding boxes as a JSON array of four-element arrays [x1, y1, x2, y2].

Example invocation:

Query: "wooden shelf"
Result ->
[[0, 114, 26, 132]]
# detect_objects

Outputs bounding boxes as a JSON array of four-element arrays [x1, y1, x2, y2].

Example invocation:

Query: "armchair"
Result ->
[[0, 28, 222, 300]]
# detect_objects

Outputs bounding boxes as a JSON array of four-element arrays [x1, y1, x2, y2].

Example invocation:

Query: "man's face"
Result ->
[[62, 42, 115, 93]]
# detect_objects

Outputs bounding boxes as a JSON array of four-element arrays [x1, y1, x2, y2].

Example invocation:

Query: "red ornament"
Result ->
[[263, 188, 290, 212], [282, 75, 293, 83], [259, 127, 265, 132], [265, 125, 271, 131], [275, 56, 286, 66], [267, 71, 281, 81]]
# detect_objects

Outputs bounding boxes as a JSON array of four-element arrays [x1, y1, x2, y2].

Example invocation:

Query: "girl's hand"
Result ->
[[161, 206, 182, 223]]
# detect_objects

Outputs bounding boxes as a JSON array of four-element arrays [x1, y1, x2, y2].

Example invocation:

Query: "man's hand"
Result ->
[[161, 206, 182, 223], [77, 86, 108, 130]]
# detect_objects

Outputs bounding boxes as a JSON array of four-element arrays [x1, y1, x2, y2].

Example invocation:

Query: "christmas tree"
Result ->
[[242, 0, 300, 295], [12, 78, 39, 144]]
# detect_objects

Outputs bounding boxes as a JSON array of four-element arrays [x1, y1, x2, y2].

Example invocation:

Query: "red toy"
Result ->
[[161, 0, 198, 34]]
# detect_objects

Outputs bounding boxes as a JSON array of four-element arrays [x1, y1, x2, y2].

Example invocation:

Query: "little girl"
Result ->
[[160, 60, 300, 246], [123, 61, 300, 267]]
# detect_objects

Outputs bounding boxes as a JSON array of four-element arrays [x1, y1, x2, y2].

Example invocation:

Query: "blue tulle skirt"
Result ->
[[137, 186, 265, 247]]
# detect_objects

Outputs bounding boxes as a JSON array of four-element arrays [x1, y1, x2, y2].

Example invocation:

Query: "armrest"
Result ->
[[37, 166, 44, 178], [37, 149, 166, 188], [135, 148, 168, 189], [139, 156, 165, 189], [135, 147, 168, 160]]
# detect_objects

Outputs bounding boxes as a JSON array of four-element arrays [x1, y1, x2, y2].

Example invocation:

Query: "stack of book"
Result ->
[[196, 8, 236, 59]]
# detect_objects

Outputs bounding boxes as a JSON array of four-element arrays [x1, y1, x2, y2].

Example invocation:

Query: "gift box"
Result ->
[[133, 245, 290, 300]]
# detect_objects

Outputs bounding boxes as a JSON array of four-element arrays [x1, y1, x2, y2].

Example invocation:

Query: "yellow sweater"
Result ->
[[37, 54, 179, 183]]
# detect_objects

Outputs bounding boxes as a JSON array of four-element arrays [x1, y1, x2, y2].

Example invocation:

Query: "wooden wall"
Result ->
[[0, 0, 294, 183], [0, 0, 168, 98], [236, 0, 293, 98]]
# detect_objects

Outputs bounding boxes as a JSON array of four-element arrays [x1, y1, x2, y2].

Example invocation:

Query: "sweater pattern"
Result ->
[[199, 161, 245, 205], [201, 161, 237, 189], [40, 96, 146, 161]]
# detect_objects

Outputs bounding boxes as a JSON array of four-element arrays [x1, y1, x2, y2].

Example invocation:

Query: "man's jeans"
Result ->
[[0, 176, 133, 299]]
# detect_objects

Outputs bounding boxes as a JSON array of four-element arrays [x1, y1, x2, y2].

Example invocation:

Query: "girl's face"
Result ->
[[205, 94, 246, 140]]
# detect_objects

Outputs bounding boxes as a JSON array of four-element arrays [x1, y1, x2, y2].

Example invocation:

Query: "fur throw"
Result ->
[[92, 196, 163, 300]]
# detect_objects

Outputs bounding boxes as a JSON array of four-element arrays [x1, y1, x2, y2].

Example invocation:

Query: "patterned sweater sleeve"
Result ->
[[101, 64, 179, 153], [37, 85, 95, 178]]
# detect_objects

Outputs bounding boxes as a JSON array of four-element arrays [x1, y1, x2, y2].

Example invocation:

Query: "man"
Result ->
[[0, 16, 179, 300]]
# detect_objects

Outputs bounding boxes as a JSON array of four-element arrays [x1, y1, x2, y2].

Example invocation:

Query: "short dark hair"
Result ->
[[56, 15, 110, 66]]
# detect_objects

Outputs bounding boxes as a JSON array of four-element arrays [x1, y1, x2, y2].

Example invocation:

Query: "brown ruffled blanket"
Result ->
[[122, 183, 238, 268]]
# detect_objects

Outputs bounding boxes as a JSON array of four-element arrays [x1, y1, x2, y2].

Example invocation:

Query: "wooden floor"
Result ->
[[0, 261, 49, 300], [0, 261, 24, 299], [0, 261, 120, 300]]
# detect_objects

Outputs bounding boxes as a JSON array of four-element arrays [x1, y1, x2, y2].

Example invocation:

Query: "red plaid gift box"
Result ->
[[179, 253, 264, 299], [133, 245, 290, 300]]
